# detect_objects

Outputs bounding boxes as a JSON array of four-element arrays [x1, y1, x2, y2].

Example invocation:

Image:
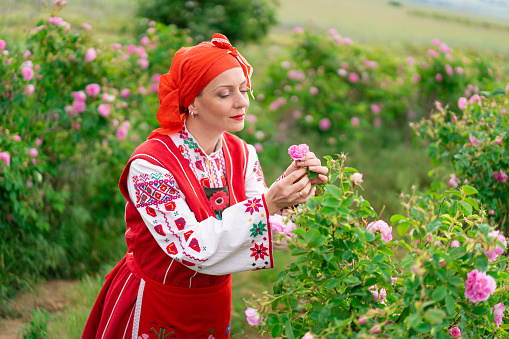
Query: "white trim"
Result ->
[[101, 273, 132, 339], [222, 139, 237, 204], [122, 305, 135, 339], [242, 143, 248, 178], [163, 259, 175, 284], [189, 271, 198, 288], [131, 279, 146, 339], [211, 37, 231, 46], [132, 154, 164, 167]]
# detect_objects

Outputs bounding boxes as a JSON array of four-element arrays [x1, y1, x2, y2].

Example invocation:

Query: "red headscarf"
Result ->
[[148, 33, 253, 139]]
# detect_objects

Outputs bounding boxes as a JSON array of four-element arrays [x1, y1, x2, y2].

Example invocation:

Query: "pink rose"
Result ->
[[140, 36, 150, 46], [102, 93, 115, 102], [458, 97, 467, 110], [464, 269, 496, 303], [116, 126, 128, 140], [406, 56, 415, 65], [351, 116, 360, 127], [427, 49, 439, 58], [0, 40, 5, 50], [120, 88, 131, 99], [367, 220, 392, 242], [29, 148, 38, 158], [98, 104, 111, 117], [469, 136, 481, 147], [348, 72, 359, 83], [47, 17, 63, 25], [337, 69, 347, 77], [493, 170, 507, 183], [370, 104, 381, 114], [484, 230, 507, 261], [411, 74, 421, 84], [25, 84, 35, 95], [21, 67, 34, 81], [269, 215, 297, 237], [288, 144, 309, 161], [432, 38, 440, 46], [358, 315, 368, 324], [72, 91, 87, 102], [245, 307, 262, 326], [448, 173, 459, 188], [73, 100, 86, 114], [137, 58, 149, 70], [0, 152, 10, 167], [85, 84, 101, 97], [84, 47, 97, 63], [449, 326, 461, 338], [494, 302, 505, 328], [309, 86, 319, 95], [350, 172, 363, 186], [14, 135, 21, 142], [301, 332, 314, 339], [445, 64, 454, 76], [36, 138, 43, 146], [254, 143, 263, 152], [152, 73, 162, 83], [318, 118, 331, 131], [343, 37, 353, 45], [370, 324, 380, 334], [436, 73, 443, 82], [246, 114, 257, 123], [82, 23, 92, 30], [451, 240, 460, 248], [439, 43, 452, 53], [369, 286, 387, 301]]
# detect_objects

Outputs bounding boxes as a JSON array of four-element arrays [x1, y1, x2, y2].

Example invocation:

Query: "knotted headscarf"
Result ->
[[148, 33, 253, 139]]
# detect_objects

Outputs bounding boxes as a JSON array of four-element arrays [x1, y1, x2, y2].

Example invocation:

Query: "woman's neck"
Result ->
[[185, 119, 222, 155]]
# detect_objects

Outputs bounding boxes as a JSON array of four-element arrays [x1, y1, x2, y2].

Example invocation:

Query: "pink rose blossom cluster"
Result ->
[[269, 215, 297, 237], [367, 220, 392, 242], [85, 84, 101, 97], [71, 91, 87, 114], [0, 152, 10, 167], [288, 69, 305, 81], [116, 121, 130, 140], [494, 302, 505, 328], [469, 135, 482, 147], [269, 97, 286, 111], [84, 47, 97, 63], [245, 307, 262, 326], [464, 269, 496, 303], [288, 144, 309, 161], [484, 230, 507, 261], [493, 170, 507, 183], [369, 286, 387, 302]]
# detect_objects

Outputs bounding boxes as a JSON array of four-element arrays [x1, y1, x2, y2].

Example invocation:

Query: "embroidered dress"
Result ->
[[83, 123, 273, 339]]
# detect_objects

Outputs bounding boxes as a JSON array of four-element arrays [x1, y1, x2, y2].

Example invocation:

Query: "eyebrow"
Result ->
[[214, 79, 247, 91]]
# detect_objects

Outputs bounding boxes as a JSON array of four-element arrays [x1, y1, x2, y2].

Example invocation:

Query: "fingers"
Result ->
[[310, 174, 329, 185]]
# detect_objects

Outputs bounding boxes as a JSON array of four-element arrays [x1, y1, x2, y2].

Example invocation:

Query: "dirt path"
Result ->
[[0, 280, 76, 339]]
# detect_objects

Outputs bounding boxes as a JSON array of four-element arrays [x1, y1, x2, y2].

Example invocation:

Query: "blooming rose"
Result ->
[[469, 135, 481, 147], [245, 307, 262, 326], [370, 324, 381, 334], [485, 230, 507, 261], [427, 49, 438, 58], [25, 84, 35, 95], [493, 170, 507, 183], [318, 118, 331, 131], [494, 302, 505, 328], [0, 152, 10, 167], [449, 326, 461, 337], [47, 16, 63, 25], [309, 86, 319, 95], [358, 315, 368, 324], [137, 58, 149, 69], [21, 67, 34, 81], [120, 88, 131, 99], [351, 117, 360, 127], [348, 72, 359, 83], [72, 91, 87, 102], [451, 240, 460, 248], [85, 84, 101, 97], [0, 40, 5, 50], [269, 215, 297, 237], [116, 126, 128, 140], [464, 269, 496, 303], [367, 220, 392, 242], [73, 100, 86, 114], [350, 172, 363, 186], [29, 148, 38, 158], [370, 104, 381, 114], [288, 144, 309, 161], [301, 332, 314, 339], [98, 104, 111, 117], [458, 97, 467, 110], [84, 47, 97, 62]]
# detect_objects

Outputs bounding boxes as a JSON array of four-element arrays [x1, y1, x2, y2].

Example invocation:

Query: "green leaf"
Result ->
[[390, 214, 407, 224], [365, 230, 375, 242], [423, 309, 446, 324], [459, 200, 473, 215], [475, 254, 488, 272], [327, 278, 340, 290], [472, 305, 489, 315], [431, 286, 447, 302], [477, 224, 490, 237], [271, 324, 283, 338], [397, 221, 411, 236], [378, 246, 395, 257], [427, 218, 442, 233], [372, 254, 386, 263], [342, 251, 353, 261], [343, 167, 357, 172], [461, 185, 478, 196], [445, 295, 455, 314], [326, 185, 342, 200], [465, 197, 479, 211], [447, 276, 462, 286], [343, 276, 361, 285], [415, 323, 432, 333]]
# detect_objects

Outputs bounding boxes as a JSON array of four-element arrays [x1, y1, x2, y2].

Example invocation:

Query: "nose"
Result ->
[[233, 90, 249, 109]]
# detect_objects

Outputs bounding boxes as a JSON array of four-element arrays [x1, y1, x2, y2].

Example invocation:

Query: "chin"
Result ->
[[227, 121, 245, 133]]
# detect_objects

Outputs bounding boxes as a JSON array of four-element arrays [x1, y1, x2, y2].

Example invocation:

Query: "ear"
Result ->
[[188, 100, 198, 113]]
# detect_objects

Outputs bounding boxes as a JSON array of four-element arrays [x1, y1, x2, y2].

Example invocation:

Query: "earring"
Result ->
[[189, 111, 195, 118]]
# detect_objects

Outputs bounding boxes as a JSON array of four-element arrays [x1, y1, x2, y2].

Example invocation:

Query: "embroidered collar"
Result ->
[[178, 120, 223, 160]]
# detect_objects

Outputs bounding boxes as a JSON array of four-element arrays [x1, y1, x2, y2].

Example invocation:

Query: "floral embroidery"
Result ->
[[134, 175, 180, 208], [249, 221, 267, 237], [184, 230, 194, 241], [201, 177, 211, 188], [166, 242, 178, 255], [244, 197, 263, 214], [250, 243, 269, 260], [175, 217, 186, 230], [181, 259, 195, 266], [154, 224, 166, 236], [164, 201, 176, 211], [253, 160, 265, 182], [184, 138, 199, 150], [189, 238, 201, 252], [209, 191, 229, 211]]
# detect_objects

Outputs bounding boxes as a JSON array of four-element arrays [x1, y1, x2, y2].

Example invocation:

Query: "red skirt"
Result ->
[[82, 253, 232, 339]]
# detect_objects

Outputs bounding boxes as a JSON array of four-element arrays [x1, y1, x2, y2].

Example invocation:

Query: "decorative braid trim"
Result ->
[[131, 279, 146, 339]]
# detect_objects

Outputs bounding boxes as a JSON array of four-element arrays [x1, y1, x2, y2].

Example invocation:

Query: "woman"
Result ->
[[83, 33, 328, 339]]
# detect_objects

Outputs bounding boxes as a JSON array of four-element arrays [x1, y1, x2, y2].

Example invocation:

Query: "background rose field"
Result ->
[[1, 0, 509, 337]]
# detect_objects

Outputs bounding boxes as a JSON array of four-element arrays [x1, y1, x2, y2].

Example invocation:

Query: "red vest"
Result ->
[[118, 132, 248, 288]]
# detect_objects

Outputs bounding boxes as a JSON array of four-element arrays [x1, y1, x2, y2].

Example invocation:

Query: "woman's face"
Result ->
[[191, 67, 249, 135]]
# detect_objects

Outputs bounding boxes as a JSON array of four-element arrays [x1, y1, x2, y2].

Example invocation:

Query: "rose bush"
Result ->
[[246, 154, 509, 338], [412, 89, 508, 233], [0, 6, 190, 310]]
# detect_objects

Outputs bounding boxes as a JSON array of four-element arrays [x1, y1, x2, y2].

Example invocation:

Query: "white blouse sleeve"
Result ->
[[127, 154, 273, 276]]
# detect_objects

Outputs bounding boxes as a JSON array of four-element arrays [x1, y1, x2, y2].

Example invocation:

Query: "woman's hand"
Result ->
[[264, 167, 316, 215], [284, 152, 328, 185]]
